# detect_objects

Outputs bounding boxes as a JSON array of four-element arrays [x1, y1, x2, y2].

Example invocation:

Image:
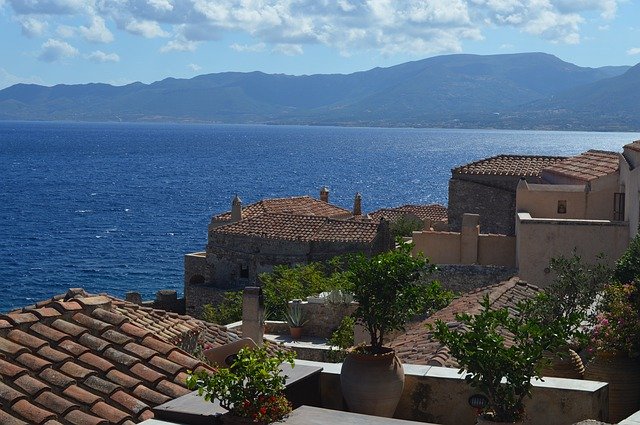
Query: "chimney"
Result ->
[[320, 186, 329, 203], [353, 192, 362, 216], [242, 287, 265, 346], [231, 195, 242, 222]]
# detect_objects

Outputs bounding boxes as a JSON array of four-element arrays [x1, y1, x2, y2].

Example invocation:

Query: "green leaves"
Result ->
[[432, 295, 569, 422], [348, 242, 451, 350], [186, 344, 295, 420]]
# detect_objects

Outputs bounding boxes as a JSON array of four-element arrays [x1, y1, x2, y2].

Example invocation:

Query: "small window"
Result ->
[[614, 193, 625, 221], [240, 265, 249, 279], [557, 200, 567, 214]]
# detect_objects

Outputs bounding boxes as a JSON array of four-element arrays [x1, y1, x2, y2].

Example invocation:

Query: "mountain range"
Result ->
[[1, 52, 638, 131]]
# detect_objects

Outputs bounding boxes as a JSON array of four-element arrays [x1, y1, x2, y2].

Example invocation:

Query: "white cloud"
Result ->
[[56, 25, 75, 38], [86, 50, 120, 62], [0, 67, 44, 89], [17, 16, 48, 38], [272, 43, 304, 56], [5, 0, 626, 57], [160, 38, 198, 52], [627, 47, 640, 56], [125, 19, 168, 38], [188, 63, 201, 72], [38, 38, 78, 62], [80, 16, 114, 43], [230, 42, 266, 52], [8, 0, 85, 15]]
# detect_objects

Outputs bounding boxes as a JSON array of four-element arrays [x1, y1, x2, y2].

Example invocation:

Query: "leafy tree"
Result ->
[[260, 261, 350, 320], [389, 215, 424, 238], [615, 231, 640, 284], [433, 296, 571, 422], [202, 290, 243, 325], [327, 316, 355, 362], [346, 242, 451, 352]]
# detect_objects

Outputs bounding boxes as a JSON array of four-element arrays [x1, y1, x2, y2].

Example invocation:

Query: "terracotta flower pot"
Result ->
[[289, 326, 303, 340], [476, 415, 521, 424], [221, 413, 267, 425], [340, 346, 405, 417]]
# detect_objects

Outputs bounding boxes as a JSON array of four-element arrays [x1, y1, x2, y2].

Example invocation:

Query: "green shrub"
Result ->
[[615, 231, 640, 284], [390, 215, 424, 238], [202, 290, 243, 325], [327, 316, 355, 362]]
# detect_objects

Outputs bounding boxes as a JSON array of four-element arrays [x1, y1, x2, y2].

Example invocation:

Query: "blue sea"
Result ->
[[1, 121, 638, 312]]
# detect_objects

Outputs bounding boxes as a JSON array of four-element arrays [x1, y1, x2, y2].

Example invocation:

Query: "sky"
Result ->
[[1, 0, 640, 89]]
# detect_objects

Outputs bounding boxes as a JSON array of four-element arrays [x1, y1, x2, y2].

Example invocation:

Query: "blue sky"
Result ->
[[1, 0, 639, 89]]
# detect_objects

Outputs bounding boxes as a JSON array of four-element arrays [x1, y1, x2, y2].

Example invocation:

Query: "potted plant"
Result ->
[[285, 299, 308, 340], [433, 296, 569, 423], [186, 344, 296, 424], [340, 242, 451, 417]]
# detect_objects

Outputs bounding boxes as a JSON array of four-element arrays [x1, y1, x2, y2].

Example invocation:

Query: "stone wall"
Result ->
[[302, 360, 609, 425], [184, 284, 229, 318], [448, 174, 542, 235], [297, 301, 358, 339], [429, 264, 518, 294]]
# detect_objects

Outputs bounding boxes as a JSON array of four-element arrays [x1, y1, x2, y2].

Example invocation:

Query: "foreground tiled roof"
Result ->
[[210, 213, 380, 243], [452, 155, 566, 177], [390, 278, 540, 367], [213, 196, 351, 222], [0, 290, 237, 424], [369, 204, 448, 223], [542, 150, 619, 182]]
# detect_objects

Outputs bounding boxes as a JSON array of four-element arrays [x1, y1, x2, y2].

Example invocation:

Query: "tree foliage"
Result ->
[[615, 231, 640, 284], [433, 296, 571, 422], [202, 290, 243, 325], [347, 242, 452, 352]]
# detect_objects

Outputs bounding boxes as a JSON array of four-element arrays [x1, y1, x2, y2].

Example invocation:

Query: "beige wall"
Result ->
[[412, 223, 515, 268], [621, 150, 640, 239], [516, 174, 618, 221], [516, 213, 629, 287], [300, 360, 609, 425]]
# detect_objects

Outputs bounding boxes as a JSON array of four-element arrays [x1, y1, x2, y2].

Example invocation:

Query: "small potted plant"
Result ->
[[433, 296, 569, 423], [340, 241, 452, 417], [186, 343, 296, 424], [285, 300, 308, 340]]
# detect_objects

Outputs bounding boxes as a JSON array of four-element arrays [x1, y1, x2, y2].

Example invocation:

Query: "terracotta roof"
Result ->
[[452, 155, 566, 177], [542, 150, 619, 182], [210, 213, 380, 243], [624, 140, 640, 153], [369, 204, 448, 223], [213, 196, 351, 222], [390, 278, 540, 367], [0, 289, 241, 424]]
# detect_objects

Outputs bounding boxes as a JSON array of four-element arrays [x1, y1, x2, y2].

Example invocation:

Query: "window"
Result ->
[[557, 200, 567, 214], [240, 265, 249, 279], [614, 193, 625, 221]]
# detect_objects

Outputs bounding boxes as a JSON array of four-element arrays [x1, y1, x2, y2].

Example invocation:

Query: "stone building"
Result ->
[[184, 189, 393, 317], [448, 154, 566, 235]]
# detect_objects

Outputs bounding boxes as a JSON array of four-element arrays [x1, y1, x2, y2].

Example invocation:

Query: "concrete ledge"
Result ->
[[517, 212, 627, 227], [293, 360, 609, 425], [620, 410, 640, 424]]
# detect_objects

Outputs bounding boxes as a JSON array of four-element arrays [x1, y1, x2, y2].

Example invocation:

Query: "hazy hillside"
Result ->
[[0, 52, 634, 130]]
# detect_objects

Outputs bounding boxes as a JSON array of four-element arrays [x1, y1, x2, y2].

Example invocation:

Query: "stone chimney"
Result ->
[[320, 186, 329, 203], [231, 195, 242, 222], [242, 287, 265, 346], [353, 192, 362, 216]]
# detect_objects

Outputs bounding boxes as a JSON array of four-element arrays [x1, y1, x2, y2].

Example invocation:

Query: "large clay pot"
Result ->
[[541, 348, 585, 379], [340, 346, 405, 417], [584, 350, 640, 422], [476, 415, 520, 424]]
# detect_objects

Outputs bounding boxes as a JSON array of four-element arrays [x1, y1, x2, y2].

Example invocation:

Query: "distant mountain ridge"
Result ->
[[0, 52, 637, 131]]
